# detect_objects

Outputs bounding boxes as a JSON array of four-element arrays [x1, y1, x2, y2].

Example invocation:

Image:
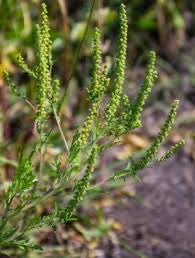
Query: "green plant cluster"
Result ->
[[1, 2, 184, 253]]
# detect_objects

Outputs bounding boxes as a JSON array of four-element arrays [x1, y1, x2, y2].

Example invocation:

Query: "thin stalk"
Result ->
[[58, 0, 96, 115], [24, 99, 36, 111], [53, 109, 69, 153]]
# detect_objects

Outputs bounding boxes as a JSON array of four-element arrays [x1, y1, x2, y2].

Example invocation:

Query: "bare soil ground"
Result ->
[[103, 153, 195, 258]]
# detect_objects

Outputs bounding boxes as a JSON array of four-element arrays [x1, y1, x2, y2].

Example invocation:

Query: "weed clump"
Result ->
[[1, 3, 184, 252]]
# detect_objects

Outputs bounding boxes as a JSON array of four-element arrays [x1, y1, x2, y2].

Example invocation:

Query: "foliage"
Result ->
[[1, 2, 184, 253]]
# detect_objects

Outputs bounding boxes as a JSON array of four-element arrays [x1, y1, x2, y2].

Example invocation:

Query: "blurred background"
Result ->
[[0, 0, 195, 257]]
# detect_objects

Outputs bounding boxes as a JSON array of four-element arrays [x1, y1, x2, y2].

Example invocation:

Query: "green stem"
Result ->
[[0, 194, 16, 231]]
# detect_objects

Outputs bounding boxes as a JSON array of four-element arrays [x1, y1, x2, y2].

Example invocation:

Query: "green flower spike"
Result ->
[[130, 51, 158, 128], [77, 101, 99, 146], [158, 139, 185, 162], [88, 27, 102, 101], [36, 3, 52, 133], [133, 99, 180, 171], [105, 4, 128, 126], [16, 53, 37, 78], [76, 34, 110, 148]]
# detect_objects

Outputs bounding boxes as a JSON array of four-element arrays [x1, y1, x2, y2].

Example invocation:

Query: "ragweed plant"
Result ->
[[1, 3, 184, 253]]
